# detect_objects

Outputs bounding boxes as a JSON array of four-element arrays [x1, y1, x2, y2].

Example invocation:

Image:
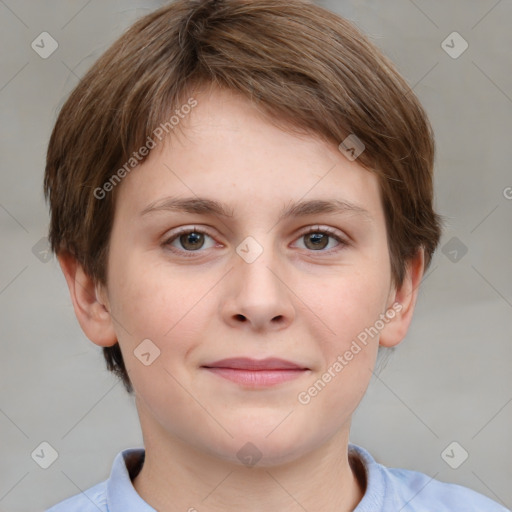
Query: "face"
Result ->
[[100, 87, 402, 466]]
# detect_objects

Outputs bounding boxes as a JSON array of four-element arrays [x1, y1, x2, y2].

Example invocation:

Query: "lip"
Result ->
[[203, 357, 308, 370], [201, 358, 310, 387]]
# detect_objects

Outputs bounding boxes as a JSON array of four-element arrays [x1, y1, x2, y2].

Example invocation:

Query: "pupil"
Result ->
[[307, 233, 328, 250], [182, 232, 203, 250]]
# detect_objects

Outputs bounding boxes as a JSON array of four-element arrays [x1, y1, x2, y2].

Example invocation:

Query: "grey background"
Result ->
[[0, 1, 511, 510]]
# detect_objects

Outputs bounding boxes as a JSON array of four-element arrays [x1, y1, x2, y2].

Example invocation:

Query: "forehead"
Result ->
[[114, 87, 385, 226]]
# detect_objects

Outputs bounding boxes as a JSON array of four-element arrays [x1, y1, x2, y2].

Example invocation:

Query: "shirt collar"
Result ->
[[348, 444, 386, 511], [105, 444, 384, 511], [106, 448, 156, 511]]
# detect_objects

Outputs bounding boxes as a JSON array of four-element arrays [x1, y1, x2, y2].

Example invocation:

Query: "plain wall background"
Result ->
[[0, 1, 511, 510]]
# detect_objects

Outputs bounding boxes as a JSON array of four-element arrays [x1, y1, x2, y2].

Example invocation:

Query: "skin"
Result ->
[[59, 86, 424, 512]]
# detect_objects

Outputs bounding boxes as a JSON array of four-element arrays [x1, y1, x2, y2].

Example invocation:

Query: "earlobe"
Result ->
[[379, 248, 425, 348], [57, 251, 118, 347]]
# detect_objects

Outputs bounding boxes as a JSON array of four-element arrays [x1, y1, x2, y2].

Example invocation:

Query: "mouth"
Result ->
[[201, 357, 310, 387]]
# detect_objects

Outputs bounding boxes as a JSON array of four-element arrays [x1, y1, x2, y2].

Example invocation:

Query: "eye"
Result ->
[[162, 225, 349, 257], [163, 226, 217, 254], [294, 226, 348, 252]]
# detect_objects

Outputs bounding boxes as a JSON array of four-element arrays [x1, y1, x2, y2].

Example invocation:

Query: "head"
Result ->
[[45, 0, 442, 464]]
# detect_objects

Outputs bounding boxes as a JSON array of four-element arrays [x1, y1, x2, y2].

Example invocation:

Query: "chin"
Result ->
[[204, 423, 315, 468]]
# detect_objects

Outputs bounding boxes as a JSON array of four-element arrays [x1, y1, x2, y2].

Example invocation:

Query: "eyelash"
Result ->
[[162, 225, 349, 257]]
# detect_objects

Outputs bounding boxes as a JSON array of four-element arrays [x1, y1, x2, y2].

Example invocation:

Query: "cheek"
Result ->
[[106, 258, 208, 404], [110, 248, 192, 327], [107, 251, 222, 368], [294, 273, 384, 421], [306, 267, 390, 344], [294, 268, 387, 404]]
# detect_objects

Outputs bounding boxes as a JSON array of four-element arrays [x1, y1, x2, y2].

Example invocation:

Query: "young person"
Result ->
[[44, 0, 509, 510]]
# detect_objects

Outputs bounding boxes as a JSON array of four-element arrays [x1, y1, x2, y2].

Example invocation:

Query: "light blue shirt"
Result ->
[[46, 444, 510, 511]]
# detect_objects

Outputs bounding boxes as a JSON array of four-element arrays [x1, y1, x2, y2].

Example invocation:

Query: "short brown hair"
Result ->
[[44, 0, 443, 394]]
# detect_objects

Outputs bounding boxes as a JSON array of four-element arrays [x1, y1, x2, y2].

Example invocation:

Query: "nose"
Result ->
[[221, 240, 296, 333]]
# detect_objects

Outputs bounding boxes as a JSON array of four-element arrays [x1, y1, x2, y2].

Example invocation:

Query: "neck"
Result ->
[[132, 421, 365, 512]]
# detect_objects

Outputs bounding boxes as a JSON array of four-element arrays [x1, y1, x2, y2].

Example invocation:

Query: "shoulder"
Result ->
[[45, 480, 108, 512], [349, 444, 510, 512], [386, 466, 509, 511], [45, 448, 147, 512]]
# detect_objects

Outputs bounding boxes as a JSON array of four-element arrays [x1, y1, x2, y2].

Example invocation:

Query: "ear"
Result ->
[[57, 251, 118, 347], [379, 247, 425, 348]]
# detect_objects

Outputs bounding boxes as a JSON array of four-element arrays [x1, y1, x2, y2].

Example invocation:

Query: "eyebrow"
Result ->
[[140, 196, 373, 222]]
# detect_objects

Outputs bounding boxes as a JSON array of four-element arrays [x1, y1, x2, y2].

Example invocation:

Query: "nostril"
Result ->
[[235, 314, 246, 322]]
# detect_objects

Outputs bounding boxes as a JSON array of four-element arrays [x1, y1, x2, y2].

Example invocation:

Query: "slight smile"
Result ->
[[201, 358, 311, 387]]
